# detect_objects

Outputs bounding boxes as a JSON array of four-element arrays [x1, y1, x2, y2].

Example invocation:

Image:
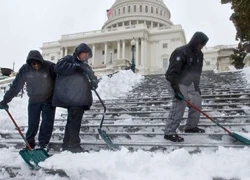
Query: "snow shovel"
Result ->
[[85, 74, 120, 150], [178, 94, 250, 145], [5, 109, 50, 169]]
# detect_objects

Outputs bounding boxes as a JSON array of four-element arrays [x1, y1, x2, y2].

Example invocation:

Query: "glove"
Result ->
[[0, 101, 9, 110], [90, 79, 98, 90], [174, 91, 184, 100], [195, 86, 201, 95], [75, 64, 88, 72]]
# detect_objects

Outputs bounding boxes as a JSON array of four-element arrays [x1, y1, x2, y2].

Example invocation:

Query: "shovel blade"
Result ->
[[19, 148, 50, 169], [231, 132, 250, 145], [98, 128, 120, 150]]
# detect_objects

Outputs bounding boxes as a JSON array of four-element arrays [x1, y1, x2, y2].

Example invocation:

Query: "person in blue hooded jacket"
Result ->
[[52, 43, 98, 153], [0, 50, 56, 149], [164, 32, 209, 142]]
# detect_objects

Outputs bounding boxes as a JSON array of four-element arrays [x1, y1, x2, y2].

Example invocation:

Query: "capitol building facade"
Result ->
[[41, 0, 235, 76]]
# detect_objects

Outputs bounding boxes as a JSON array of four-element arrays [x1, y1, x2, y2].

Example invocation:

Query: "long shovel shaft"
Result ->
[[93, 88, 106, 129], [184, 99, 232, 134], [84, 73, 106, 128], [6, 110, 32, 150]]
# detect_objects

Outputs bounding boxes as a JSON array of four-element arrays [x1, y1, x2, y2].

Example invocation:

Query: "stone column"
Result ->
[[104, 43, 108, 64], [122, 40, 125, 59], [136, 38, 139, 66], [144, 39, 148, 68], [117, 40, 121, 60], [141, 38, 144, 66], [65, 47, 68, 56], [60, 48, 64, 58], [92, 44, 95, 65]]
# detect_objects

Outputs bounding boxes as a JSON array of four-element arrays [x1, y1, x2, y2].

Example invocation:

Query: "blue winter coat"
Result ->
[[52, 44, 96, 109], [2, 50, 55, 104]]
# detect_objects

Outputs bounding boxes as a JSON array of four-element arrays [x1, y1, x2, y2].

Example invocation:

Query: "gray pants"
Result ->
[[164, 81, 202, 135]]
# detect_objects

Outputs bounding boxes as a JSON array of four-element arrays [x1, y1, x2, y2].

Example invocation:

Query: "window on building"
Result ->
[[128, 6, 131, 13], [134, 5, 136, 12], [162, 43, 168, 48], [140, 5, 142, 12], [123, 7, 125, 13], [139, 20, 144, 24], [163, 58, 168, 69], [145, 6, 148, 13], [151, 7, 153, 13], [102, 50, 105, 55], [118, 9, 120, 15], [156, 8, 158, 14], [51, 56, 55, 61], [131, 20, 137, 25], [160, 10, 162, 16], [114, 49, 117, 53]]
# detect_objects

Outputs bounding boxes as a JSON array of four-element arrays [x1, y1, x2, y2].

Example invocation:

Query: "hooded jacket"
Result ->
[[165, 32, 209, 92], [52, 43, 96, 108], [3, 50, 56, 103]]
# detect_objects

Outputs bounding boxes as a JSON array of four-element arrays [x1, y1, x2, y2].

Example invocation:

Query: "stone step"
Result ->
[[0, 136, 247, 153], [60, 108, 249, 117], [55, 115, 250, 121], [93, 93, 250, 103]]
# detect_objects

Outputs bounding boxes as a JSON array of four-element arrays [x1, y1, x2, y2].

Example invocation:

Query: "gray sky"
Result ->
[[0, 0, 236, 70]]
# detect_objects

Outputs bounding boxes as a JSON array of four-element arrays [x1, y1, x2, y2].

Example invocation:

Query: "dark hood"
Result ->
[[188, 32, 209, 52], [26, 50, 44, 65], [73, 43, 93, 58]]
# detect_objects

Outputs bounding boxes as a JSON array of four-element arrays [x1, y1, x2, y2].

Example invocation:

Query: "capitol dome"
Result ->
[[102, 0, 173, 29]]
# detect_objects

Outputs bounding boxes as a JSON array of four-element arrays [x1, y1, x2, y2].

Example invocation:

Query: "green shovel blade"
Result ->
[[19, 148, 50, 169], [231, 132, 250, 145], [98, 128, 120, 150]]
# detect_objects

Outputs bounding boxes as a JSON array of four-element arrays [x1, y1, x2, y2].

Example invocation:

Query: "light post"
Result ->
[[12, 61, 15, 72], [110, 50, 113, 64], [130, 38, 136, 73]]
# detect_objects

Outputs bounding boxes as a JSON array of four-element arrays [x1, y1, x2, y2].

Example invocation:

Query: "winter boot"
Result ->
[[164, 134, 184, 142], [185, 127, 205, 133], [38, 143, 49, 152]]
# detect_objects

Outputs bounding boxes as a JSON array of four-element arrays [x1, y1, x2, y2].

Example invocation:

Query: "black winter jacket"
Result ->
[[3, 50, 55, 103], [165, 32, 209, 92], [52, 43, 97, 109]]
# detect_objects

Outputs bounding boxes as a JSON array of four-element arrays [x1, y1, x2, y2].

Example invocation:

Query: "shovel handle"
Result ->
[[183, 99, 232, 135], [6, 110, 32, 150]]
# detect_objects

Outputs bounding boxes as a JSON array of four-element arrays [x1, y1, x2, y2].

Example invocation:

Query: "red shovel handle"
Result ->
[[6, 110, 32, 150], [183, 99, 232, 134]]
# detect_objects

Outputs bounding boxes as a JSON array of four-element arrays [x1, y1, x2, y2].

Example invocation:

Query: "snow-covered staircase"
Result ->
[[1, 71, 250, 153]]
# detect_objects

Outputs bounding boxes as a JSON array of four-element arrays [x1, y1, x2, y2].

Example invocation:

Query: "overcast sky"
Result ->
[[0, 0, 236, 70]]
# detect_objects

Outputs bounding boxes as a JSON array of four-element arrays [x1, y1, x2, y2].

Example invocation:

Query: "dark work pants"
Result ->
[[26, 101, 56, 148], [62, 107, 84, 148]]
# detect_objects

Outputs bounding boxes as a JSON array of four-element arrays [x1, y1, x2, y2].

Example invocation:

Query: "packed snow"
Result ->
[[0, 69, 250, 180]]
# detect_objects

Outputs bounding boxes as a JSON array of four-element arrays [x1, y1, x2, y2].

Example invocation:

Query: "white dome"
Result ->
[[102, 0, 173, 29]]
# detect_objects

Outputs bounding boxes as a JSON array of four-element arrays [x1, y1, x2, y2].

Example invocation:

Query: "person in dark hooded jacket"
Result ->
[[52, 43, 98, 153], [164, 32, 209, 142], [0, 50, 56, 149]]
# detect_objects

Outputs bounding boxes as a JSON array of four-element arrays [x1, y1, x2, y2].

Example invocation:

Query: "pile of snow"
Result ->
[[0, 70, 250, 179]]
